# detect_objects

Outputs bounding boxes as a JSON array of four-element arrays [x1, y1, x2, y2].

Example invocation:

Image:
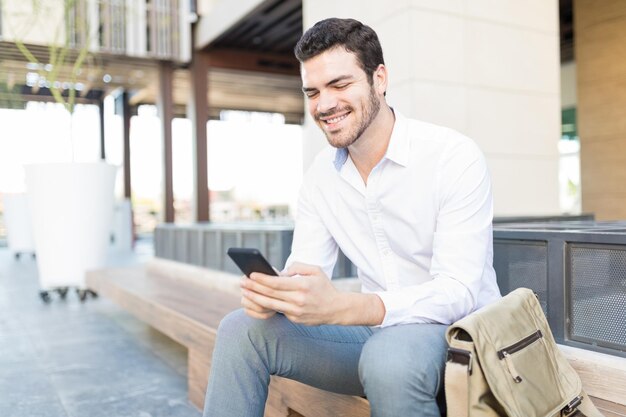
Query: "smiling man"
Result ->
[[203, 18, 501, 417]]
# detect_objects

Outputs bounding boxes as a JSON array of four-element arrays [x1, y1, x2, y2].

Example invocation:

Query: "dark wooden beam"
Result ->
[[206, 49, 300, 76], [122, 90, 131, 199], [158, 61, 175, 223], [98, 99, 106, 160], [189, 50, 210, 222]]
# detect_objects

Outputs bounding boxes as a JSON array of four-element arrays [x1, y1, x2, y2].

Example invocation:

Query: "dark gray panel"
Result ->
[[568, 245, 626, 351], [494, 239, 548, 315]]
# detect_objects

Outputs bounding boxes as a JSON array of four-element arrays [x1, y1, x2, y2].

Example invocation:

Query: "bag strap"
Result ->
[[445, 347, 471, 417], [563, 392, 603, 417]]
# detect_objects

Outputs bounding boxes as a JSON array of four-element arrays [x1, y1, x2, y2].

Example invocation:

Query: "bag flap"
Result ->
[[447, 288, 582, 417]]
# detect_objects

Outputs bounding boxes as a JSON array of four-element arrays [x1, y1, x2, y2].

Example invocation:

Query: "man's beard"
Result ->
[[315, 87, 381, 149]]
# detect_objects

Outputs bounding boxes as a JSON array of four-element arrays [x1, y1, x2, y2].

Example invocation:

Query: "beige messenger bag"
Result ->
[[445, 288, 604, 417]]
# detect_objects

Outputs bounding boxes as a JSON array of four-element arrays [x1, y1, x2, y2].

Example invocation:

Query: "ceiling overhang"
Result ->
[[1, 0, 305, 121], [195, 0, 268, 51]]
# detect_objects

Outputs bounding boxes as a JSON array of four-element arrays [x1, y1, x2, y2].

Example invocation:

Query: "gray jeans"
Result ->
[[203, 309, 448, 417]]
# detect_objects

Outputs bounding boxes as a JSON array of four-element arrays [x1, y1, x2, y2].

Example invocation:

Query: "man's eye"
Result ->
[[335, 84, 348, 89], [306, 91, 319, 98]]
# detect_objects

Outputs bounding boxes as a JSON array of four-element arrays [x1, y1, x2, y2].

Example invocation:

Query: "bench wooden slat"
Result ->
[[269, 377, 370, 417], [559, 344, 626, 406], [90, 266, 240, 330], [593, 397, 626, 417]]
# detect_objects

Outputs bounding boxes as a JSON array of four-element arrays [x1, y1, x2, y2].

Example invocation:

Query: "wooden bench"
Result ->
[[86, 258, 626, 417]]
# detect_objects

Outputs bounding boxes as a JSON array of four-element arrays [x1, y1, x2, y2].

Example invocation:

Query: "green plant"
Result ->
[[8, 0, 92, 115], [0, 70, 22, 110]]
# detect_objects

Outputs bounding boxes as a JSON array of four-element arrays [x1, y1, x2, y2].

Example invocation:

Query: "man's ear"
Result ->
[[374, 64, 388, 96]]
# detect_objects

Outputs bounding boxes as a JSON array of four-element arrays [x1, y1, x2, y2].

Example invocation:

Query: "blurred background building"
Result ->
[[0, 0, 624, 241]]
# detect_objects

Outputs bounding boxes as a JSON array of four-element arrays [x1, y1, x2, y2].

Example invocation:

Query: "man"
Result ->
[[203, 18, 501, 417]]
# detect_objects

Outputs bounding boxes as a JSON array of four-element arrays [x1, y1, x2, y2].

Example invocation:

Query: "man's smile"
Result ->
[[318, 111, 351, 130]]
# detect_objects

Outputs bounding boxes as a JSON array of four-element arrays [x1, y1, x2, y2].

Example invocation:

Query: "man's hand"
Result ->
[[240, 263, 341, 325], [240, 276, 277, 319], [240, 262, 386, 326]]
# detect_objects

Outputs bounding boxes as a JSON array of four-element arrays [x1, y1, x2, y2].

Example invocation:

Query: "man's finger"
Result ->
[[285, 262, 322, 277], [249, 272, 304, 291], [241, 296, 267, 313], [243, 308, 275, 320], [243, 289, 297, 316]]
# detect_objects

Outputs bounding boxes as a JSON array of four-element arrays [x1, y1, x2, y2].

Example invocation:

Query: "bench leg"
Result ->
[[188, 348, 211, 410], [187, 349, 302, 417], [265, 376, 296, 417]]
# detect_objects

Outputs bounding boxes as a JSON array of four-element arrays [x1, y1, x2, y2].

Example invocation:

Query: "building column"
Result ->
[[158, 61, 175, 223], [189, 49, 210, 222], [121, 90, 131, 199], [98, 98, 106, 160], [575, 0, 626, 220]]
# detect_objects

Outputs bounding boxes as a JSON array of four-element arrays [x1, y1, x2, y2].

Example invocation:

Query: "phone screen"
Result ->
[[227, 248, 278, 277]]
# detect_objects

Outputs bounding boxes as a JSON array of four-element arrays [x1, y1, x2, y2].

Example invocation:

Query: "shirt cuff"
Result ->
[[374, 290, 417, 327]]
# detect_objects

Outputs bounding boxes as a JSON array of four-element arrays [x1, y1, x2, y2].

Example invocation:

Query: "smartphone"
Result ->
[[227, 248, 278, 277]]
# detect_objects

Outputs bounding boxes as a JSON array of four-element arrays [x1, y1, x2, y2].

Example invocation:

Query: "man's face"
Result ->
[[301, 47, 382, 148]]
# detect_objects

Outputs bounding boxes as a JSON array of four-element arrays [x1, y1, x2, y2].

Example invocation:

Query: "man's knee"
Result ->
[[215, 309, 283, 352], [358, 325, 447, 398], [216, 309, 248, 341], [359, 348, 440, 396]]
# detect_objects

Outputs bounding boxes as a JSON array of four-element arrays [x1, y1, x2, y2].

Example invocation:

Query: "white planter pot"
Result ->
[[111, 198, 133, 253], [24, 162, 117, 289], [2, 193, 36, 255]]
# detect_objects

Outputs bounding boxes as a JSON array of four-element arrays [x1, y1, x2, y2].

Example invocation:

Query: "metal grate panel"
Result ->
[[493, 240, 548, 315], [174, 229, 189, 263], [221, 232, 240, 275], [267, 232, 287, 269], [187, 229, 203, 266], [568, 245, 626, 351], [203, 230, 221, 269], [242, 232, 264, 253]]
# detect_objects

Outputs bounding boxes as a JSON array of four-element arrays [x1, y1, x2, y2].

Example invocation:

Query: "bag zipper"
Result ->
[[497, 330, 543, 359], [497, 330, 543, 383]]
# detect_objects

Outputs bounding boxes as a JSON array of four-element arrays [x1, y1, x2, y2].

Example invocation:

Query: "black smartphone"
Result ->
[[227, 248, 278, 277]]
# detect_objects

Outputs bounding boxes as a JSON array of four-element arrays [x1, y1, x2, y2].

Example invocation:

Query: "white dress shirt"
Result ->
[[285, 111, 502, 327]]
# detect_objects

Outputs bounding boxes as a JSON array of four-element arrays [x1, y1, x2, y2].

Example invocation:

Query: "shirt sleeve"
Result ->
[[284, 175, 339, 279], [375, 140, 495, 326]]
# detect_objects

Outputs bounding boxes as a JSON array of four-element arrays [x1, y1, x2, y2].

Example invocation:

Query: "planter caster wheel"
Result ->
[[39, 291, 51, 303], [76, 289, 98, 301], [57, 287, 69, 300], [76, 289, 89, 302]]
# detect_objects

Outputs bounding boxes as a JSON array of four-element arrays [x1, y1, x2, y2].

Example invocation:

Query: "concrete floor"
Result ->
[[0, 241, 201, 417]]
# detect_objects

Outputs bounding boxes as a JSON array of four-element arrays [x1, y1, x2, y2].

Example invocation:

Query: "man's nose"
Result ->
[[316, 90, 338, 114]]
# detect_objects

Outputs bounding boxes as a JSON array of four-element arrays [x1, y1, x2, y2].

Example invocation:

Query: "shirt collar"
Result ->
[[332, 109, 409, 172], [384, 110, 409, 167]]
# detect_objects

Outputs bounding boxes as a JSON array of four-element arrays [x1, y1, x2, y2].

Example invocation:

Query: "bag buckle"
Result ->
[[447, 347, 472, 375], [561, 395, 582, 416]]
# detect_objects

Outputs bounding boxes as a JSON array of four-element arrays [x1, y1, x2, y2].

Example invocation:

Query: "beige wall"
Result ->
[[575, 0, 626, 220], [302, 0, 562, 216]]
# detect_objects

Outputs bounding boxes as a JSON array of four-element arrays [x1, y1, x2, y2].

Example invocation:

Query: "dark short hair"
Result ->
[[294, 18, 385, 84]]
